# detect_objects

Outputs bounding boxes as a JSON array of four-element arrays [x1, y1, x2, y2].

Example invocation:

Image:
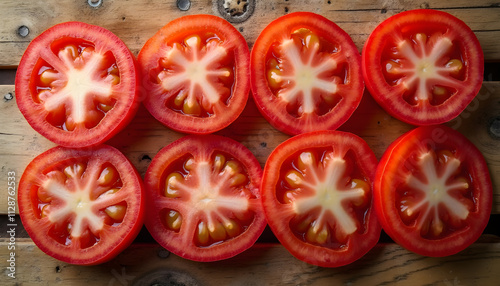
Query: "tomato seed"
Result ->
[[105, 205, 127, 222], [98, 165, 119, 186], [166, 210, 182, 231]]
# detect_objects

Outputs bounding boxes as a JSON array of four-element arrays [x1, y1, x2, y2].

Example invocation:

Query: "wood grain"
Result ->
[[1, 237, 500, 285], [1, 83, 499, 215], [1, 0, 500, 66], [1, 1, 499, 284]]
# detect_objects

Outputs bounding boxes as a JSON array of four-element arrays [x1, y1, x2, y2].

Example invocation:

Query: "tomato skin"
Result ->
[[261, 131, 380, 267], [15, 21, 140, 148], [18, 145, 145, 265], [250, 12, 364, 135], [374, 125, 492, 257], [138, 15, 250, 134], [144, 135, 266, 261], [362, 9, 484, 126]]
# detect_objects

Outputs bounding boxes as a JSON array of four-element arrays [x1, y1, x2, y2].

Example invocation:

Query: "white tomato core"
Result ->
[[266, 29, 345, 117], [281, 149, 371, 247], [36, 43, 120, 130], [38, 162, 126, 247], [400, 150, 472, 238], [162, 153, 255, 247]]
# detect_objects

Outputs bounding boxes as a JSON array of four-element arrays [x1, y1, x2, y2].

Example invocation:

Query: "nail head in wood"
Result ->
[[17, 26, 29, 37], [4, 92, 13, 101], [489, 117, 500, 139], [88, 0, 103, 8], [157, 248, 170, 258], [132, 269, 200, 286], [177, 0, 191, 11]]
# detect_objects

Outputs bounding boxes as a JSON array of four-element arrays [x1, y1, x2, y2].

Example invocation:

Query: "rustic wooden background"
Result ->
[[1, 0, 499, 285]]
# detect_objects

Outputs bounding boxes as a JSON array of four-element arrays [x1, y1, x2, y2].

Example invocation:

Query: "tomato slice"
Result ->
[[261, 131, 380, 267], [362, 9, 484, 125], [15, 22, 140, 147], [138, 15, 250, 134], [374, 125, 492, 257], [250, 12, 364, 135], [144, 135, 266, 261], [18, 145, 144, 265]]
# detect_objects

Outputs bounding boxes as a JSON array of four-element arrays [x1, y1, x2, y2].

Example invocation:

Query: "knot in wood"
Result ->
[[217, 0, 255, 23]]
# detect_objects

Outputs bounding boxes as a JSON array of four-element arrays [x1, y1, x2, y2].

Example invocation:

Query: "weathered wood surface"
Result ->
[[2, 1, 499, 212], [1, 0, 500, 285], [1, 237, 500, 286], [0, 0, 500, 65]]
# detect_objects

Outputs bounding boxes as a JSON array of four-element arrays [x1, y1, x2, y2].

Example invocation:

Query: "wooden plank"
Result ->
[[0, 1, 499, 285], [1, 237, 500, 285], [1, 0, 500, 66], [1, 82, 500, 215]]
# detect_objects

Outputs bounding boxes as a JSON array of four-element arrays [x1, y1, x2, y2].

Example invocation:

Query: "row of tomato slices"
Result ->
[[18, 125, 492, 267], [15, 10, 492, 267], [16, 10, 484, 147]]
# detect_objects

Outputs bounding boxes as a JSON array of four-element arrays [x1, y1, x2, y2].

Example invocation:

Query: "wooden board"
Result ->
[[2, 83, 499, 214], [1, 0, 500, 64], [1, 0, 499, 285], [2, 237, 500, 285]]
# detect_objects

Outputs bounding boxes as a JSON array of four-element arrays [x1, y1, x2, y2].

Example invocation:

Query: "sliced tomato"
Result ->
[[18, 145, 144, 265], [144, 135, 266, 261], [374, 125, 492, 256], [261, 131, 380, 267], [362, 9, 484, 125], [15, 21, 140, 147], [250, 12, 364, 135], [138, 15, 250, 134]]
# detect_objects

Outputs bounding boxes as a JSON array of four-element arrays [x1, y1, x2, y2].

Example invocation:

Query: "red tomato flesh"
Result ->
[[138, 15, 250, 134], [15, 22, 140, 147], [144, 135, 266, 261], [374, 125, 492, 256], [18, 145, 144, 265], [261, 131, 380, 267], [362, 9, 484, 125], [250, 12, 364, 135]]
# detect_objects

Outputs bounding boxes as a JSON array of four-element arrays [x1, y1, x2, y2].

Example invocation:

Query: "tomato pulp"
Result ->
[[18, 145, 145, 265], [261, 130, 380, 267], [362, 9, 484, 125], [138, 15, 250, 134], [15, 21, 140, 147], [144, 135, 266, 261], [250, 12, 364, 135], [374, 125, 492, 256]]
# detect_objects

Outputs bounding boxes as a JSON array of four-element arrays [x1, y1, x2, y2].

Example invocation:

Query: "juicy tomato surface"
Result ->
[[261, 131, 381, 267], [362, 9, 484, 126], [15, 21, 140, 147], [18, 145, 144, 265], [374, 125, 492, 257], [250, 12, 364, 135], [138, 15, 250, 134], [144, 135, 266, 261]]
